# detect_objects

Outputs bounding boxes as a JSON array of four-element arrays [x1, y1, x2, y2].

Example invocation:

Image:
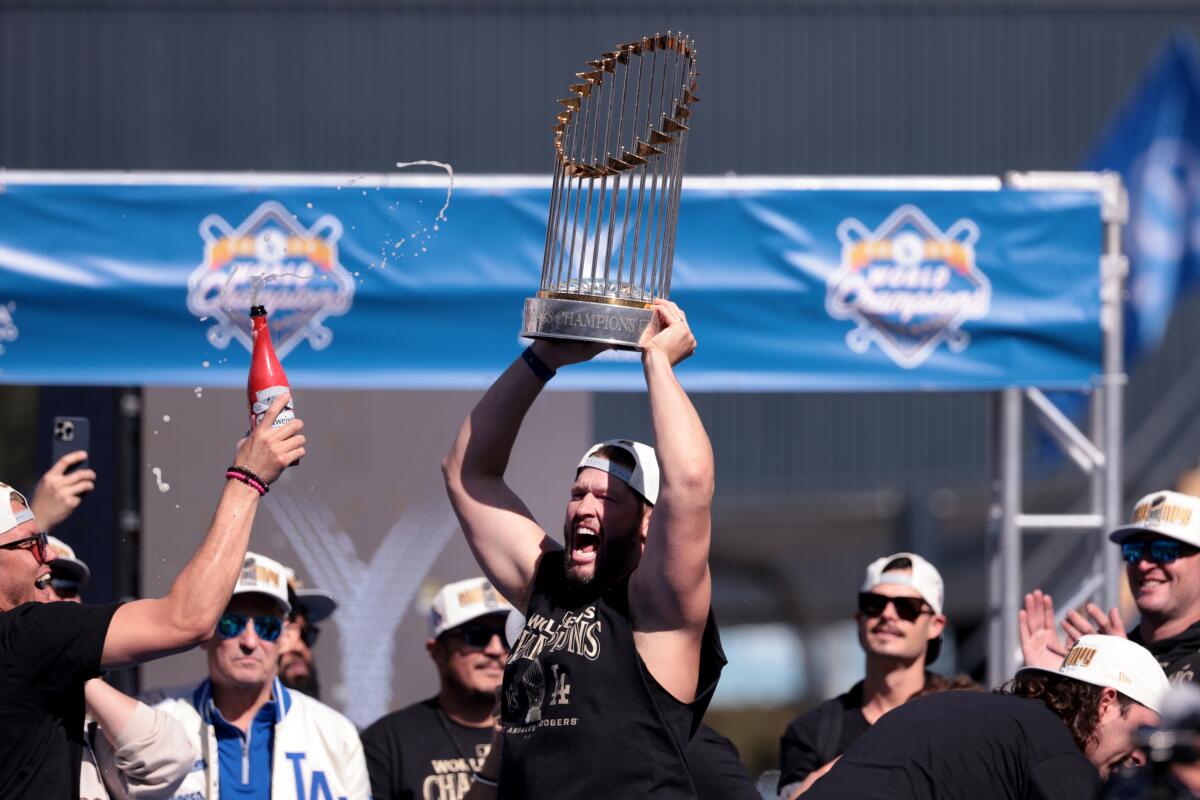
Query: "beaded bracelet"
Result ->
[[228, 464, 270, 487], [471, 774, 499, 788], [225, 469, 268, 496]]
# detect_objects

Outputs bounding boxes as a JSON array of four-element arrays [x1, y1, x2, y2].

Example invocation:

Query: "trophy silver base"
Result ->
[[522, 296, 652, 350]]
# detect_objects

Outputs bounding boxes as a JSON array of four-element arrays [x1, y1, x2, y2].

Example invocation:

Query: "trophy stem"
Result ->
[[591, 63, 617, 286], [629, 36, 662, 294], [540, 154, 563, 289], [615, 40, 648, 288], [645, 35, 677, 295]]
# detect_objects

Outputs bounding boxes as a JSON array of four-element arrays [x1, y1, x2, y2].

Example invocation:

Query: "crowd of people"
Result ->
[[3, 300, 1200, 799]]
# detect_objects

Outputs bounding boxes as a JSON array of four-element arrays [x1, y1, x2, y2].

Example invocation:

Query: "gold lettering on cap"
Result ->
[[1132, 502, 1192, 526], [255, 565, 280, 586], [1064, 646, 1097, 668], [458, 587, 485, 607]]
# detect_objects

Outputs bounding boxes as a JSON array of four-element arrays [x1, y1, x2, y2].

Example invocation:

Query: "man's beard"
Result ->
[[561, 522, 638, 595], [281, 659, 321, 701]]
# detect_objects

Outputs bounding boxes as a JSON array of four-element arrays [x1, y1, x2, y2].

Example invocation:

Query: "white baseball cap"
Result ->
[[861, 551, 944, 615], [233, 552, 291, 615], [0, 483, 34, 536], [1019, 634, 1170, 715], [1108, 491, 1200, 547], [429, 577, 513, 639], [577, 439, 660, 505], [47, 536, 90, 585]]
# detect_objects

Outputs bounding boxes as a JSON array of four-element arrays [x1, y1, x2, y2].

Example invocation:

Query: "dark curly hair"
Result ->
[[999, 672, 1133, 753]]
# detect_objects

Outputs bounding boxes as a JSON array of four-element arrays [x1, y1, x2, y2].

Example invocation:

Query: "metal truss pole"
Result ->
[[1100, 174, 1129, 610], [985, 172, 1127, 686], [999, 387, 1023, 683]]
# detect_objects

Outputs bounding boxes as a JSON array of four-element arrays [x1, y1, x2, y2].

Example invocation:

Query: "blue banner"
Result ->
[[1085, 34, 1200, 361], [0, 174, 1103, 391]]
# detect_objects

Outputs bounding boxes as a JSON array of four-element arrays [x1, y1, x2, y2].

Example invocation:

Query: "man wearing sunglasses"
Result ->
[[363, 577, 514, 800], [778, 552, 947, 799], [0, 392, 303, 800], [1022, 490, 1200, 685], [442, 304, 725, 798], [144, 551, 369, 800], [278, 573, 339, 702]]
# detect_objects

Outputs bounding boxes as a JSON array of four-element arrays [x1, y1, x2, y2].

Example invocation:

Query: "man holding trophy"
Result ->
[[443, 34, 718, 798], [443, 305, 723, 799]]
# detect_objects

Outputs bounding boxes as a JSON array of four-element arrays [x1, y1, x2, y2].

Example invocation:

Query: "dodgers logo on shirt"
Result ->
[[825, 205, 990, 369], [0, 301, 16, 356], [187, 201, 355, 358]]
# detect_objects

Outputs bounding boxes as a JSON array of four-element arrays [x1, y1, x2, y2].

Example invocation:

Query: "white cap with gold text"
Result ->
[[233, 551, 291, 615], [1108, 490, 1200, 547], [429, 577, 513, 639], [1021, 634, 1170, 715]]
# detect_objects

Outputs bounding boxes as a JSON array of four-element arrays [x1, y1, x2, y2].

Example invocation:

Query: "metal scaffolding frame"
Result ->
[[985, 171, 1129, 687]]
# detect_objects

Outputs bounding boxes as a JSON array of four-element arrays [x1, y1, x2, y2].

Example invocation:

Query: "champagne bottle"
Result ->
[[248, 305, 296, 429]]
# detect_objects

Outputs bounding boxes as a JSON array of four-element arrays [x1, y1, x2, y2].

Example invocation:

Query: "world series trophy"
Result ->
[[521, 33, 699, 349]]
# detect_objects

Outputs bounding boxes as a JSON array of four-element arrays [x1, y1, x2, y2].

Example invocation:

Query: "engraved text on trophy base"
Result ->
[[521, 297, 651, 349]]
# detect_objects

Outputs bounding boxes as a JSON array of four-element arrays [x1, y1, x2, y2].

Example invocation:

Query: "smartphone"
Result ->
[[51, 416, 90, 474]]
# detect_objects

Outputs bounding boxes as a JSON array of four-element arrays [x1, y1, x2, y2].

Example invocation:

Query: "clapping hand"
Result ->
[[1019, 590, 1070, 670]]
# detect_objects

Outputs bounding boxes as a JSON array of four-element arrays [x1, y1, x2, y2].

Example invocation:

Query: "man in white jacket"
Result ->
[[135, 552, 369, 800]]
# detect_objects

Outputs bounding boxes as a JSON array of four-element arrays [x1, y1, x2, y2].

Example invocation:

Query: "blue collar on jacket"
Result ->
[[191, 676, 292, 724]]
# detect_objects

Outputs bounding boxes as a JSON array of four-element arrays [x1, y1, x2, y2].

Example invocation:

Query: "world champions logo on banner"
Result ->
[[825, 205, 990, 369], [187, 201, 355, 358]]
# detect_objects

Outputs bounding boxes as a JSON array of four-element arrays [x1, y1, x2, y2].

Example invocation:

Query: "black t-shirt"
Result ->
[[778, 680, 873, 789], [0, 601, 120, 799], [1130, 621, 1200, 684], [361, 697, 495, 800], [804, 691, 1100, 800], [498, 550, 726, 799], [686, 723, 759, 800]]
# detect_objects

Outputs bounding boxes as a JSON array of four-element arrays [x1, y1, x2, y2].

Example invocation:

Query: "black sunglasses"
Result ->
[[858, 592, 931, 622], [0, 531, 48, 562], [444, 625, 509, 651], [299, 623, 321, 648], [1122, 539, 1193, 565]]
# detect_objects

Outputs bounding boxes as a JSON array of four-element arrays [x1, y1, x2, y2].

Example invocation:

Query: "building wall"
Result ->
[[2, 1, 1198, 176]]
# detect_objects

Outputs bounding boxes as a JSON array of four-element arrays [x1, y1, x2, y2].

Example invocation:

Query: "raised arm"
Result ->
[[629, 300, 715, 700], [86, 678, 197, 796], [101, 395, 305, 668], [442, 339, 603, 611], [30, 450, 96, 531]]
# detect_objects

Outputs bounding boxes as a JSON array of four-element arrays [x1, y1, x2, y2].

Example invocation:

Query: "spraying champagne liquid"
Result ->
[[248, 304, 296, 430]]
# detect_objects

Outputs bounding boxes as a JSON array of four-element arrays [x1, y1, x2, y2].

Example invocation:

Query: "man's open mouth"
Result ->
[[570, 525, 601, 563]]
